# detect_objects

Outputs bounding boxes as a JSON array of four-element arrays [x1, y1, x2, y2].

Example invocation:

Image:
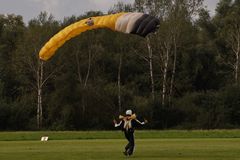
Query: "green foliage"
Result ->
[[221, 86, 240, 127], [1, 1, 240, 130]]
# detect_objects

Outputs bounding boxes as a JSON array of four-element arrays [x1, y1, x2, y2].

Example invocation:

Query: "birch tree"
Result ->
[[135, 0, 203, 106], [217, 2, 240, 84], [14, 12, 61, 129], [75, 43, 93, 117]]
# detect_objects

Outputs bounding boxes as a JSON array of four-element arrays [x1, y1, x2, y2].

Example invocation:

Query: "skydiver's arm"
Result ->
[[113, 120, 122, 127], [135, 119, 148, 125]]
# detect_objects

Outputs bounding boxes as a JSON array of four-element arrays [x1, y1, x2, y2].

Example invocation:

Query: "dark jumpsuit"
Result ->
[[115, 118, 144, 156]]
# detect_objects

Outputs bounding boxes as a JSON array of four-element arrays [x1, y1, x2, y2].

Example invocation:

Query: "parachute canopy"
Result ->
[[39, 12, 160, 61]]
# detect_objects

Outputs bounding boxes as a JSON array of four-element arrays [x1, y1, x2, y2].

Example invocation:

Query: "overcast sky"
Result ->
[[0, 0, 219, 23]]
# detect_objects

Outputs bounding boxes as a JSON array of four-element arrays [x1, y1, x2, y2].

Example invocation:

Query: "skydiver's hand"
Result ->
[[119, 115, 124, 119], [144, 119, 148, 124]]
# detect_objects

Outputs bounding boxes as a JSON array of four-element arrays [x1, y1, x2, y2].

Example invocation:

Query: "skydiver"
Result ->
[[113, 109, 148, 157], [85, 17, 94, 26]]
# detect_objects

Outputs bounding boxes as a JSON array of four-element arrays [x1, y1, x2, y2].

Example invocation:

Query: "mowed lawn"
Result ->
[[0, 131, 240, 160]]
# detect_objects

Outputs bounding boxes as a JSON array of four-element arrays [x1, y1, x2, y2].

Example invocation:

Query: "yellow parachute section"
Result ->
[[39, 12, 126, 61], [39, 12, 160, 61]]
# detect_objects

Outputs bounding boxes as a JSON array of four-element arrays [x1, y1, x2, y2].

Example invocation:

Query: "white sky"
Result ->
[[0, 0, 219, 23]]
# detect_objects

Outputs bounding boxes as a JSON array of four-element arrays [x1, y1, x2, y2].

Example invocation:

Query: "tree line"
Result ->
[[0, 0, 240, 130]]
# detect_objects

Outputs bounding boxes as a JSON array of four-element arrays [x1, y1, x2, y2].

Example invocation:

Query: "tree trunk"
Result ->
[[84, 50, 91, 88], [235, 52, 239, 84], [75, 48, 92, 117], [118, 54, 122, 113], [169, 36, 177, 106], [82, 49, 91, 116], [162, 63, 167, 106], [162, 43, 170, 106], [76, 50, 83, 84], [235, 32, 240, 85], [147, 37, 155, 101], [81, 96, 86, 118], [230, 30, 240, 85], [37, 60, 43, 129]]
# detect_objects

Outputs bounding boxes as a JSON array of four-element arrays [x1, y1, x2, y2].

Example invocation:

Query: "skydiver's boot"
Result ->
[[123, 150, 128, 156]]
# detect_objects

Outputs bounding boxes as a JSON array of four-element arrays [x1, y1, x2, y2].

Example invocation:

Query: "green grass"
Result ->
[[0, 139, 240, 160], [0, 130, 240, 160], [1, 130, 240, 141]]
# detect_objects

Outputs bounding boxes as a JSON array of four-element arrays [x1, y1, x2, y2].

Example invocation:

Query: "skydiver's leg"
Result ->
[[124, 131, 131, 155], [127, 131, 135, 156]]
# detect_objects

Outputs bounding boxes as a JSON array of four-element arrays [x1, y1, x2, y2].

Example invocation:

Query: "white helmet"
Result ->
[[126, 109, 132, 115]]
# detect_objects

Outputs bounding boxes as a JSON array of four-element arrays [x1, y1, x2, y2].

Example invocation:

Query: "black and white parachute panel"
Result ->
[[115, 13, 160, 37]]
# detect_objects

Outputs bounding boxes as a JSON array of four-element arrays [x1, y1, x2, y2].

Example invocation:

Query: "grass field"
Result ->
[[0, 130, 240, 160]]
